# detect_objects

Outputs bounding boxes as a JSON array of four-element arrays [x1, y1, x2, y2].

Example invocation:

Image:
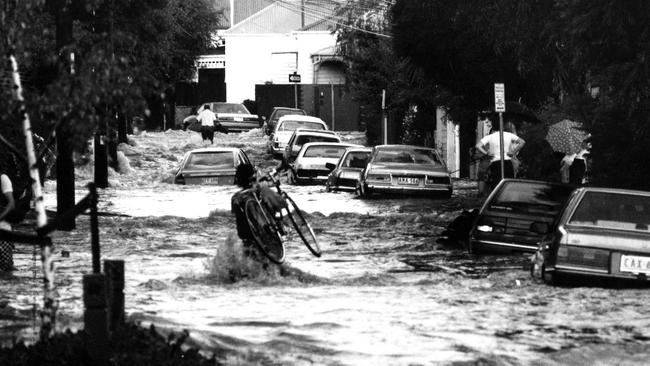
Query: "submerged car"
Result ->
[[268, 115, 328, 156], [289, 142, 362, 185], [531, 187, 650, 285], [173, 147, 253, 185], [325, 147, 372, 192], [196, 102, 262, 133], [357, 145, 452, 198], [468, 179, 577, 254], [266, 107, 307, 135], [283, 129, 341, 165]]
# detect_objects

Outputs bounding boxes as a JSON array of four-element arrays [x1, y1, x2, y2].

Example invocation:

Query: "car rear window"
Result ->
[[185, 152, 234, 170], [569, 191, 650, 231], [303, 146, 347, 158], [213, 103, 249, 114], [296, 135, 340, 145], [488, 181, 575, 214], [375, 149, 441, 165], [274, 110, 305, 120], [343, 151, 370, 168], [280, 121, 325, 131]]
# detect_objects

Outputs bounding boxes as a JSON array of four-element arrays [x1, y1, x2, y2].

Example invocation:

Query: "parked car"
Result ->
[[173, 147, 253, 185], [467, 179, 577, 254], [357, 145, 452, 198], [187, 102, 263, 133], [268, 115, 328, 156], [531, 187, 650, 285], [288, 142, 362, 185], [325, 147, 372, 192], [283, 129, 341, 165], [266, 107, 307, 135]]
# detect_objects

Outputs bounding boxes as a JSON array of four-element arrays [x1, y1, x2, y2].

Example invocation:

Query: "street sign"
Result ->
[[289, 72, 301, 83], [494, 83, 506, 112]]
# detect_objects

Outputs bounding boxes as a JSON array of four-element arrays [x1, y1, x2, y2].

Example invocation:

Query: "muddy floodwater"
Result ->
[[2, 129, 650, 365]]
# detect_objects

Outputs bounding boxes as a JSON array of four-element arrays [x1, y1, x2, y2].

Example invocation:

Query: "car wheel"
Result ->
[[542, 264, 558, 285], [467, 240, 482, 255], [325, 181, 333, 192]]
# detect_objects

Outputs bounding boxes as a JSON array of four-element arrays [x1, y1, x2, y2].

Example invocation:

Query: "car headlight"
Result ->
[[476, 225, 493, 232]]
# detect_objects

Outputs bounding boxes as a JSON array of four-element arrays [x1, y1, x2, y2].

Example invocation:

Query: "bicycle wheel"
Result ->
[[244, 198, 286, 264], [283, 194, 321, 257]]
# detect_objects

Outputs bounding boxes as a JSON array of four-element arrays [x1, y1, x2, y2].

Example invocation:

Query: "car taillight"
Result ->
[[425, 175, 450, 185], [556, 245, 610, 269], [366, 173, 390, 182]]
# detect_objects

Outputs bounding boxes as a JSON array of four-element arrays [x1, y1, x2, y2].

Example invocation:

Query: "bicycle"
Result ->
[[244, 168, 321, 264]]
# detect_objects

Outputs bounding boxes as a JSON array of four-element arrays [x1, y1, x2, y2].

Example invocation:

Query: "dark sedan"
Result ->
[[468, 179, 577, 254], [531, 187, 650, 285], [357, 145, 452, 198], [173, 147, 252, 185], [325, 147, 372, 192]]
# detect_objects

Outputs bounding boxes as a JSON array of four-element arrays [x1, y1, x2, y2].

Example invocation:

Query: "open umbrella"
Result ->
[[545, 119, 589, 155]]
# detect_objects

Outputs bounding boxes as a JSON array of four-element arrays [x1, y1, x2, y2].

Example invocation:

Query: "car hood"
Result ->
[[563, 225, 650, 252], [368, 163, 448, 176]]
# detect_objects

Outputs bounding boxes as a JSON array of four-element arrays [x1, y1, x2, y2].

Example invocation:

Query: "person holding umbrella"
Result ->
[[545, 120, 590, 185]]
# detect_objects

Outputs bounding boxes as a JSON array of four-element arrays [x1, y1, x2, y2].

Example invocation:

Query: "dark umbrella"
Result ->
[[545, 119, 589, 155]]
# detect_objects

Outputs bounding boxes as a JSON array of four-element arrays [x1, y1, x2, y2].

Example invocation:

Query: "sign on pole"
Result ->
[[289, 72, 301, 83], [494, 83, 506, 112], [494, 83, 506, 180]]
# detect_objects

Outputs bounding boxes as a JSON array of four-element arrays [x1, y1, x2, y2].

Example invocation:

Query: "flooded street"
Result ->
[[2, 129, 650, 365]]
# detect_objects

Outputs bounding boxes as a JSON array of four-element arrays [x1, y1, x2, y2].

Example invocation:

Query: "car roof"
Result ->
[[187, 147, 241, 154], [277, 115, 326, 123], [301, 142, 362, 148], [496, 178, 577, 188], [573, 186, 650, 197], [374, 144, 435, 150], [343, 147, 372, 153], [292, 128, 338, 136], [273, 107, 304, 112]]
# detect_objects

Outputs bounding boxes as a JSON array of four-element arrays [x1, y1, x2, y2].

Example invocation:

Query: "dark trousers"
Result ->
[[487, 160, 514, 192], [0, 241, 14, 272], [201, 126, 214, 143], [569, 158, 586, 184]]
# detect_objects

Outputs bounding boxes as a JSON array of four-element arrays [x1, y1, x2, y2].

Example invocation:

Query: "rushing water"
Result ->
[[2, 130, 650, 365]]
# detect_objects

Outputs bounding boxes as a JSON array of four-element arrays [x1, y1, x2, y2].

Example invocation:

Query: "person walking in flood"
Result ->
[[475, 122, 525, 193], [197, 104, 217, 144]]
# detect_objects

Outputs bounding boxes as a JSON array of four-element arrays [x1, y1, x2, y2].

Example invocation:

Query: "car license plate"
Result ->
[[397, 177, 419, 185], [620, 254, 650, 274], [202, 177, 220, 184]]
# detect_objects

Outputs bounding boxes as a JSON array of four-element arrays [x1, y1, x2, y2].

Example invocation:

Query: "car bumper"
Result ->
[[366, 183, 452, 195], [219, 122, 261, 132], [469, 238, 538, 253], [296, 169, 330, 182], [548, 250, 650, 281], [332, 178, 359, 190]]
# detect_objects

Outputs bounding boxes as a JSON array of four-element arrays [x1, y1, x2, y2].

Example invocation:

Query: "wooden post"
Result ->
[[89, 183, 101, 273], [330, 83, 335, 131], [94, 134, 108, 188], [499, 112, 505, 181], [83, 273, 109, 366], [382, 89, 387, 144], [104, 260, 125, 331]]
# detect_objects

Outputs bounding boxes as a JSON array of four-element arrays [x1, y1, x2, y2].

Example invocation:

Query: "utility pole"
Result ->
[[382, 89, 388, 144]]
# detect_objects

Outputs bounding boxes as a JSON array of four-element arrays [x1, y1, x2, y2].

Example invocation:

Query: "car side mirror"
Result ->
[[530, 221, 550, 234], [325, 162, 336, 171]]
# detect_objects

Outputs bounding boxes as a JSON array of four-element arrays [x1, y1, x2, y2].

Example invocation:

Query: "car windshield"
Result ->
[[342, 151, 370, 168], [568, 191, 650, 231], [488, 181, 575, 214], [213, 103, 250, 114], [279, 120, 325, 131], [303, 146, 348, 158], [375, 148, 441, 165], [184, 152, 234, 170], [296, 135, 339, 145]]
